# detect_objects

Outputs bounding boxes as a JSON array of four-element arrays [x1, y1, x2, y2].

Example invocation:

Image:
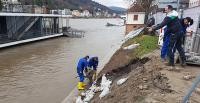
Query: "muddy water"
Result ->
[[0, 19, 125, 103]]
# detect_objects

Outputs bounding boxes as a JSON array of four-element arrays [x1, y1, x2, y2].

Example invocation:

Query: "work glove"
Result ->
[[85, 68, 88, 73], [88, 67, 92, 71]]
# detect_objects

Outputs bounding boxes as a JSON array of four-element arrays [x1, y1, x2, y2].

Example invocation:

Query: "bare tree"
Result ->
[[124, 0, 155, 23], [0, 0, 2, 11]]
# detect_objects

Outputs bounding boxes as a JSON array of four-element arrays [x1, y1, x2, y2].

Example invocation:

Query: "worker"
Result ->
[[76, 55, 89, 90], [161, 17, 193, 64], [160, 8, 179, 62], [88, 57, 99, 83], [148, 5, 186, 68]]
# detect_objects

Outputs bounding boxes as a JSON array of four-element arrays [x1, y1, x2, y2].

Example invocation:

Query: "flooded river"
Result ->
[[0, 19, 125, 103]]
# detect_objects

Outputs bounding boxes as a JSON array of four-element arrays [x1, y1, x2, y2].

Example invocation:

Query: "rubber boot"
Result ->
[[180, 56, 186, 67], [82, 82, 86, 87], [77, 82, 85, 90]]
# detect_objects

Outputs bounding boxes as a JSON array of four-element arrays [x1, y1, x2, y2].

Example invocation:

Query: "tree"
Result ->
[[0, 0, 3, 11], [124, 0, 155, 23], [35, 0, 43, 7]]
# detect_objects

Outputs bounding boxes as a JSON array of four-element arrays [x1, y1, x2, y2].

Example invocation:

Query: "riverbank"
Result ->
[[88, 34, 200, 102], [62, 37, 123, 103]]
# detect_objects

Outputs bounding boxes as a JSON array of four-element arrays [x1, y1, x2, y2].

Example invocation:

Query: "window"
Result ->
[[133, 15, 138, 21]]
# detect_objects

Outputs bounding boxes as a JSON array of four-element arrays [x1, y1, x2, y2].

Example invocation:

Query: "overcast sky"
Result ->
[[93, 0, 130, 8]]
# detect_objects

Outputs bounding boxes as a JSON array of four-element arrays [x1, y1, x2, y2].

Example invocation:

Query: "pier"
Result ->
[[0, 13, 71, 48]]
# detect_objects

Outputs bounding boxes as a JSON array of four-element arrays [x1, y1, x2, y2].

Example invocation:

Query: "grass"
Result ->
[[123, 34, 159, 57]]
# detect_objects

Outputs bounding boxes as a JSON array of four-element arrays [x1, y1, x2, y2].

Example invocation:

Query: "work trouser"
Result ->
[[167, 32, 186, 66], [161, 34, 170, 59], [78, 72, 84, 82]]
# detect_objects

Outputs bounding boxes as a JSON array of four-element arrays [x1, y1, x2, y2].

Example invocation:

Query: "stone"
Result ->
[[138, 85, 148, 90], [183, 75, 195, 80], [195, 88, 200, 95]]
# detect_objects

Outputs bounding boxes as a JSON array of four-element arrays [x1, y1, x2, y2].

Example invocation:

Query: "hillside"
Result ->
[[109, 6, 127, 14], [21, 0, 115, 13]]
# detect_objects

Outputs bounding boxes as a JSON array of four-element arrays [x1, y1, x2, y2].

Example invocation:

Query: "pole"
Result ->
[[177, 0, 180, 11]]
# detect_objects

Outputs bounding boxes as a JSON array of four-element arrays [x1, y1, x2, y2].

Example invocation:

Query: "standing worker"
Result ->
[[161, 17, 193, 64], [88, 57, 99, 83], [148, 5, 186, 69], [160, 9, 179, 62], [77, 56, 89, 90]]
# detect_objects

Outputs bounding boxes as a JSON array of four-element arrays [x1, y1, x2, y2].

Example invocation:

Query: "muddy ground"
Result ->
[[91, 50, 200, 103]]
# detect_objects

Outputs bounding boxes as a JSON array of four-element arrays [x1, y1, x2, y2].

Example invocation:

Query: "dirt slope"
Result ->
[[91, 50, 200, 103]]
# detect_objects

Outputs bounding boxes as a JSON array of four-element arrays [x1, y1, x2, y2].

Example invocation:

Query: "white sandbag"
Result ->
[[123, 44, 140, 50], [99, 74, 112, 99], [117, 77, 128, 85], [83, 90, 95, 102], [99, 87, 110, 99], [83, 85, 96, 102], [124, 28, 144, 43], [76, 96, 84, 103]]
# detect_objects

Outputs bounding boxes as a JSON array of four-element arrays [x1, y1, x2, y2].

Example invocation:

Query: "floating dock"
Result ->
[[0, 13, 71, 48]]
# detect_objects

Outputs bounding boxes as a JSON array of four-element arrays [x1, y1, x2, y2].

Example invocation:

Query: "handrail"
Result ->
[[182, 74, 200, 103]]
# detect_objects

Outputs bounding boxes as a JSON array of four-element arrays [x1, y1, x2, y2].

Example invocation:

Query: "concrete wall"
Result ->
[[125, 24, 144, 34]]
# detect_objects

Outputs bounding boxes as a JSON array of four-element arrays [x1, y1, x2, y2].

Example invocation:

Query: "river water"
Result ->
[[0, 19, 125, 103]]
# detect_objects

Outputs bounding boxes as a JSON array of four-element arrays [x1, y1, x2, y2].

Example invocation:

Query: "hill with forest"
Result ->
[[21, 0, 116, 13]]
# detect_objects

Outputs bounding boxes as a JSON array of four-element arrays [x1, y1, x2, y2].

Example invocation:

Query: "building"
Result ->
[[50, 9, 72, 15], [125, 3, 145, 34], [1, 0, 19, 4], [81, 10, 91, 17], [72, 10, 81, 17], [1, 0, 22, 12], [33, 6, 48, 14], [189, 0, 200, 7], [1, 0, 49, 13], [64, 9, 72, 15], [94, 11, 101, 17]]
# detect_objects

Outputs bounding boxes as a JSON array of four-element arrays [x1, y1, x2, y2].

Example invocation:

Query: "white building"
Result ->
[[1, 0, 22, 12], [189, 0, 200, 7], [81, 10, 91, 17], [72, 10, 81, 17], [95, 12, 101, 17], [1, 0, 19, 4], [64, 9, 72, 15], [50, 9, 72, 15], [126, 3, 145, 34]]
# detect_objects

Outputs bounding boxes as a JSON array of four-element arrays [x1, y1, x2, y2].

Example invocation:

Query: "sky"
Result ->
[[93, 0, 131, 8]]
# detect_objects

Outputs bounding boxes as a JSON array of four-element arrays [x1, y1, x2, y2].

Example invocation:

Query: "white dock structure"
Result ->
[[0, 13, 72, 48]]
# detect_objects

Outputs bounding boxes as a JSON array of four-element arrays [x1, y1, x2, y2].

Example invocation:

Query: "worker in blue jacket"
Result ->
[[179, 17, 193, 44], [76, 55, 89, 90], [88, 57, 99, 81]]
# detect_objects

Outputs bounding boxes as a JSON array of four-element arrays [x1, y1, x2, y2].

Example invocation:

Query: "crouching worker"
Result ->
[[77, 56, 89, 90], [88, 57, 99, 84]]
